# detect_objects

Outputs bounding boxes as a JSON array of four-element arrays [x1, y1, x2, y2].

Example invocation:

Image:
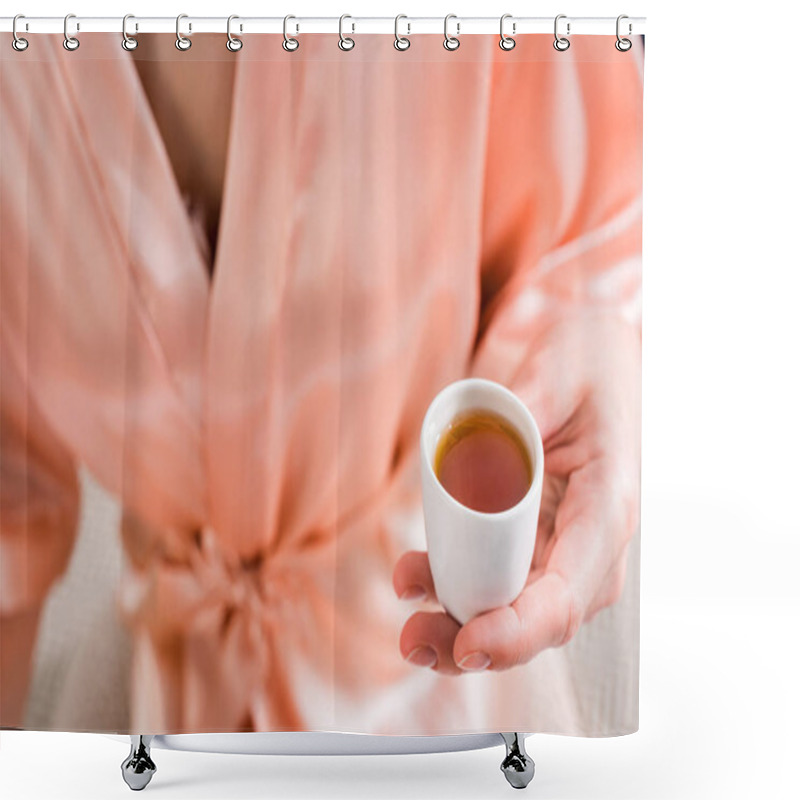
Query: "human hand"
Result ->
[[393, 311, 641, 673]]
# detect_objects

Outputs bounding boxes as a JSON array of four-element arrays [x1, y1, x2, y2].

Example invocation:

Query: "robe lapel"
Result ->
[[50, 32, 212, 423]]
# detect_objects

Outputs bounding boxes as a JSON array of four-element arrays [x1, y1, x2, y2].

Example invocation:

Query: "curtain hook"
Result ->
[[227, 15, 243, 51], [283, 15, 299, 51], [122, 14, 138, 51], [176, 13, 192, 51], [339, 14, 355, 51], [394, 14, 410, 51], [553, 14, 570, 51], [63, 13, 80, 51], [443, 14, 460, 51], [11, 14, 29, 51], [499, 14, 516, 51], [615, 14, 632, 51]]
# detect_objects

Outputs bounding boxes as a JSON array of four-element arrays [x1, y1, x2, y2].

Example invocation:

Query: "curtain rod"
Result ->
[[0, 16, 646, 37]]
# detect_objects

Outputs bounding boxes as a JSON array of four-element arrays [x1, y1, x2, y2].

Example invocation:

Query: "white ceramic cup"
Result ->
[[419, 378, 545, 626]]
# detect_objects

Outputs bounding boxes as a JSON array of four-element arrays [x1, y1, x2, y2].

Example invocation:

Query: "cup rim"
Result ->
[[420, 377, 545, 521]]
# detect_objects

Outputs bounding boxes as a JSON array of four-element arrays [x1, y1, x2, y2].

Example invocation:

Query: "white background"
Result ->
[[2, 0, 799, 798]]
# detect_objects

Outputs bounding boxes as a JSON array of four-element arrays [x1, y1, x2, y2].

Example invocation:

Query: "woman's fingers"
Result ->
[[394, 553, 459, 674], [399, 610, 462, 675], [452, 571, 579, 671], [392, 550, 437, 602]]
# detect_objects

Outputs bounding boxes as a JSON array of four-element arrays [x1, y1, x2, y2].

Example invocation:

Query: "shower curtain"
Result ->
[[0, 30, 644, 737]]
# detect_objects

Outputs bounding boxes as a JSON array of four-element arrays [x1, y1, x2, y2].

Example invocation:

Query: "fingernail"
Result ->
[[458, 652, 492, 672], [400, 585, 427, 601], [405, 645, 437, 669]]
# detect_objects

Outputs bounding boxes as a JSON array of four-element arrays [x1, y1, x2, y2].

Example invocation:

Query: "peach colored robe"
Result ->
[[1, 33, 643, 734]]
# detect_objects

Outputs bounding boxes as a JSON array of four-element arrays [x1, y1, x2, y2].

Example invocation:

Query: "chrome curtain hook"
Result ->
[[176, 13, 192, 51], [394, 14, 410, 51], [63, 13, 80, 51], [615, 14, 632, 51], [227, 15, 243, 51], [11, 14, 29, 51], [122, 14, 138, 51], [499, 13, 516, 51], [553, 14, 570, 51], [338, 14, 355, 51], [283, 15, 299, 51], [443, 14, 460, 51]]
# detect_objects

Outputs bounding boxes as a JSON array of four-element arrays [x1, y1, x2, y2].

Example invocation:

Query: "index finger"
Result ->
[[392, 550, 438, 602]]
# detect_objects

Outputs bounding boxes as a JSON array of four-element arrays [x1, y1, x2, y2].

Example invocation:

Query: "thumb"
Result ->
[[453, 571, 580, 671]]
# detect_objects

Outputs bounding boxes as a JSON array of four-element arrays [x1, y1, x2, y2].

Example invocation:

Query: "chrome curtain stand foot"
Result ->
[[500, 733, 535, 789], [121, 735, 157, 791]]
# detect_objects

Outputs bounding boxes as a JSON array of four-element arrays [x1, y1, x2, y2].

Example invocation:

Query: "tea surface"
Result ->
[[434, 409, 532, 513]]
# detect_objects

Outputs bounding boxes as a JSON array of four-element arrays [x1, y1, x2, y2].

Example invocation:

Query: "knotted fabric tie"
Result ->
[[118, 524, 329, 731]]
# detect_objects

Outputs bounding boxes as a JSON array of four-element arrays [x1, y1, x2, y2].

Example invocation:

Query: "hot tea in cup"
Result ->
[[420, 378, 544, 625], [434, 409, 533, 514]]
